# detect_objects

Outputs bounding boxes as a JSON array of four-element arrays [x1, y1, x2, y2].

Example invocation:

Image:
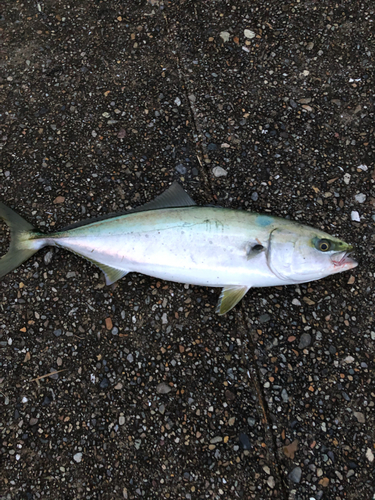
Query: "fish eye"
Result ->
[[316, 239, 331, 252]]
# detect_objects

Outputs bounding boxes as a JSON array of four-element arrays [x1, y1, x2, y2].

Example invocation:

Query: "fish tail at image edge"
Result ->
[[0, 202, 40, 279]]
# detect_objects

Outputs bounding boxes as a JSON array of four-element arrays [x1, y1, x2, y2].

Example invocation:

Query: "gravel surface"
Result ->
[[1, 1, 374, 499]]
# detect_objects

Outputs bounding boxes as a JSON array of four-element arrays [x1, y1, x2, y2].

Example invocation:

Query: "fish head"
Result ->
[[266, 225, 358, 284]]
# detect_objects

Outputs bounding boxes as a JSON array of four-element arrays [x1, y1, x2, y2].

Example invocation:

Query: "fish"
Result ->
[[0, 182, 357, 315]]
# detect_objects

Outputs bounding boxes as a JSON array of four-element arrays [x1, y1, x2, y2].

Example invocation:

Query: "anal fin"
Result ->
[[84, 257, 128, 285], [216, 285, 249, 315]]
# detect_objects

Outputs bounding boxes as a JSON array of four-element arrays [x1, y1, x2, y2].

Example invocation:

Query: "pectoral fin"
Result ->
[[216, 285, 249, 315]]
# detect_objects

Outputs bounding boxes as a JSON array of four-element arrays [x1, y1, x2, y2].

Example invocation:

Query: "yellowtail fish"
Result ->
[[0, 183, 357, 314]]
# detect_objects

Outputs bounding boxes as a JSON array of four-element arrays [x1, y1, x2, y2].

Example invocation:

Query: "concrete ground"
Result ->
[[1, 1, 374, 499]]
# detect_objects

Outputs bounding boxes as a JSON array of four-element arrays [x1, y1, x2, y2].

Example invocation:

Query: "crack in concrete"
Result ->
[[163, 10, 214, 204], [237, 307, 289, 500]]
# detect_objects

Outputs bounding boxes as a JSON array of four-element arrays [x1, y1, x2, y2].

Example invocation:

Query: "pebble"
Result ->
[[354, 193, 366, 203], [343, 173, 351, 184], [210, 436, 223, 444], [127, 353, 134, 363], [244, 29, 255, 39], [220, 31, 230, 43], [44, 250, 53, 265], [174, 97, 181, 106], [366, 448, 374, 462], [251, 192, 258, 201], [156, 382, 171, 394], [353, 411, 365, 423], [281, 389, 289, 403], [212, 166, 228, 177], [119, 416, 125, 426], [239, 432, 251, 450], [73, 453, 82, 463], [267, 476, 275, 488], [175, 164, 187, 175], [288, 466, 302, 483], [351, 211, 360, 222], [259, 313, 271, 323], [53, 196, 65, 204], [100, 378, 109, 389], [292, 298, 302, 306], [298, 333, 312, 349]]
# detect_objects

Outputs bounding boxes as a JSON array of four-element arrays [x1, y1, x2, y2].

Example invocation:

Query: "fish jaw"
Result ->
[[330, 251, 358, 273]]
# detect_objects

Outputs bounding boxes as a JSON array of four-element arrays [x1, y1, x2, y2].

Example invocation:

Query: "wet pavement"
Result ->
[[1, 1, 374, 499]]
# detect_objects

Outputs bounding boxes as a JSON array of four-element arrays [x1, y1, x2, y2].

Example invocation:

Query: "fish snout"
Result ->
[[331, 251, 358, 270]]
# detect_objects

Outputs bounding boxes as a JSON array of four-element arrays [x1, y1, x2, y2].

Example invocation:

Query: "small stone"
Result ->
[[303, 296, 315, 305], [292, 298, 301, 306], [289, 466, 302, 483], [53, 196, 65, 204], [175, 164, 187, 175], [281, 389, 289, 403], [354, 193, 366, 203], [210, 436, 223, 444], [53, 329, 62, 337], [105, 317, 113, 330], [66, 271, 76, 278], [259, 313, 270, 323], [100, 378, 109, 389], [119, 416, 125, 426], [351, 211, 360, 222], [29, 417, 38, 426], [343, 173, 351, 184], [353, 411, 365, 423], [161, 313, 168, 324], [357, 164, 368, 171], [111, 327, 118, 335], [114, 382, 123, 390], [239, 432, 251, 450], [366, 448, 374, 462], [283, 440, 299, 459], [267, 476, 275, 488], [73, 453, 82, 463], [156, 382, 171, 394], [244, 29, 255, 39], [343, 356, 355, 364], [174, 97, 181, 106], [220, 31, 230, 43], [44, 251, 53, 265], [251, 192, 258, 201], [212, 166, 228, 177], [299, 333, 312, 349], [127, 353, 134, 363]]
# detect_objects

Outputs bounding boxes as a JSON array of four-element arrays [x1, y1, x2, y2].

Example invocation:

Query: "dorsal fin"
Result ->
[[131, 182, 196, 212], [59, 182, 196, 231]]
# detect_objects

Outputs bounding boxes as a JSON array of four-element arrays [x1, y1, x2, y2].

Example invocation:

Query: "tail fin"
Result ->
[[0, 201, 39, 279]]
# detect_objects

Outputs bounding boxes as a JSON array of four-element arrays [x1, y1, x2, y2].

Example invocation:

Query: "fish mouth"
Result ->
[[331, 251, 358, 270]]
